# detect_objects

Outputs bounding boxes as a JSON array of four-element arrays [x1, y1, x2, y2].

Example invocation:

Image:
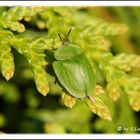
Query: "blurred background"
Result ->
[[0, 7, 140, 134]]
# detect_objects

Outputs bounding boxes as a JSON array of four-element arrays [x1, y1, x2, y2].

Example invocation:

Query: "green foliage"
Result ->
[[94, 93, 137, 133], [26, 101, 92, 133], [0, 81, 20, 102], [85, 85, 112, 121], [0, 6, 140, 133]]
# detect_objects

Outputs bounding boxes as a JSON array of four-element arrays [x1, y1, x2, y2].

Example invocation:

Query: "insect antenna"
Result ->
[[58, 28, 72, 45], [58, 33, 64, 45], [65, 28, 72, 42], [66, 28, 72, 39]]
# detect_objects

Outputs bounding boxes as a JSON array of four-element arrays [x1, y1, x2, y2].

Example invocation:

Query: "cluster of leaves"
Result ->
[[0, 6, 140, 133]]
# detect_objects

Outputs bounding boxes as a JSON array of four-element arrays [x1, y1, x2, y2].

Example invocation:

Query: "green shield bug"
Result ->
[[52, 29, 96, 101]]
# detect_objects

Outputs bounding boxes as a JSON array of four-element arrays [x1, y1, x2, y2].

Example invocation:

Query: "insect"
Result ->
[[52, 29, 96, 101]]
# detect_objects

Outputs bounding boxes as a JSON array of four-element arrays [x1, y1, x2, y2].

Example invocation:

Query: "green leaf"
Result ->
[[0, 42, 15, 80], [62, 91, 76, 108], [84, 85, 112, 121], [85, 96, 112, 121], [111, 53, 140, 72], [33, 66, 49, 96]]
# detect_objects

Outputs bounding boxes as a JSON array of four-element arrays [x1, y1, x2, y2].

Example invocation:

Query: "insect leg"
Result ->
[[88, 96, 95, 103]]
